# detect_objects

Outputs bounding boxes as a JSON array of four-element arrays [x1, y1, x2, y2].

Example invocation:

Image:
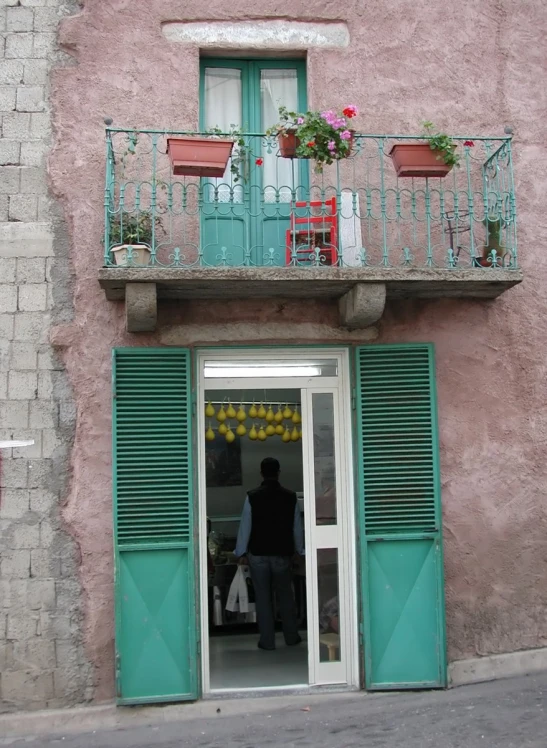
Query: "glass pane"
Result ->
[[313, 393, 337, 525], [318, 548, 340, 663], [204, 68, 243, 202], [203, 359, 338, 378], [260, 69, 298, 202]]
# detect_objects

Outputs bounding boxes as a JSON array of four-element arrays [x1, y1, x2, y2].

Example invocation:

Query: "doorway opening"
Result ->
[[205, 387, 307, 690], [198, 350, 359, 695]]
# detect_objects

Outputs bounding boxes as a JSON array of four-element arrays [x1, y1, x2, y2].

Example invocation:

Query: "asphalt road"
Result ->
[[3, 673, 547, 748]]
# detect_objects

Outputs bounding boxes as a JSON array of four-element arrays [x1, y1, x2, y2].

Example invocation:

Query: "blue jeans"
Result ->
[[248, 554, 300, 649]]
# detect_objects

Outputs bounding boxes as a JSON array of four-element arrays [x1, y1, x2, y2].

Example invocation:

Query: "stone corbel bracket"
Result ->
[[125, 283, 157, 333], [339, 283, 386, 330]]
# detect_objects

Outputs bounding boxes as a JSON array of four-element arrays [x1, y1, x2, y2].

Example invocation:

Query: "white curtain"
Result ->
[[204, 68, 242, 203], [260, 69, 299, 203]]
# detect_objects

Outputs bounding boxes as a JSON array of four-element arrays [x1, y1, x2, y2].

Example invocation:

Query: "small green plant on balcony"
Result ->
[[108, 212, 161, 247], [266, 105, 358, 172], [422, 121, 461, 168], [206, 125, 262, 184]]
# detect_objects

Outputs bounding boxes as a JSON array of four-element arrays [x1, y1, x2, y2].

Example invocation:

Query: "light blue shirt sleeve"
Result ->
[[294, 504, 305, 556], [234, 496, 251, 558]]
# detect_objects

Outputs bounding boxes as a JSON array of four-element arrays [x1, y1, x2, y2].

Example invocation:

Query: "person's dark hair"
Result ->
[[261, 457, 280, 479]]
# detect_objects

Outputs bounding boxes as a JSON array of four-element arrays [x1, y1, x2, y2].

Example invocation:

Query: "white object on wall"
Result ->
[[340, 191, 363, 267], [0, 440, 35, 449]]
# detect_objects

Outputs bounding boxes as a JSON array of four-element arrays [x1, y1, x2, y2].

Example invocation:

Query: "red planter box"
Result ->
[[389, 143, 454, 178], [167, 137, 234, 178]]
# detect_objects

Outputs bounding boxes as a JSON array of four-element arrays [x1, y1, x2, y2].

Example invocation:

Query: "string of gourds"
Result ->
[[204, 401, 302, 443]]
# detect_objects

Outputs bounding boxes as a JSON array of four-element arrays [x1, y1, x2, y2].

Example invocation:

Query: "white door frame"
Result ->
[[196, 347, 359, 694]]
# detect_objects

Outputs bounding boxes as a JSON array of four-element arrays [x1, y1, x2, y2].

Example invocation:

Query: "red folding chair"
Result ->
[[285, 197, 338, 266]]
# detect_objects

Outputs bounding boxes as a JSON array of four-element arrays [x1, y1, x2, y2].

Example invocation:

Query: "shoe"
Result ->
[[286, 635, 303, 646], [258, 642, 276, 651]]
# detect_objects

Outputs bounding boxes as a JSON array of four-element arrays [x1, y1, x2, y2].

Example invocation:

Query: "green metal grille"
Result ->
[[113, 349, 192, 545], [357, 345, 439, 535]]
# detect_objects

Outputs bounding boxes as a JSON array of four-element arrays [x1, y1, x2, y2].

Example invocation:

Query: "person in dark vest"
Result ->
[[234, 457, 304, 650]]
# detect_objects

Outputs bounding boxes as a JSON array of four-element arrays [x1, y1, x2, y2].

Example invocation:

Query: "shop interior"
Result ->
[[205, 388, 308, 690]]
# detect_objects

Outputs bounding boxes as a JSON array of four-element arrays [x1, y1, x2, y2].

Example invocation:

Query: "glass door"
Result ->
[[200, 59, 307, 267], [301, 388, 353, 685]]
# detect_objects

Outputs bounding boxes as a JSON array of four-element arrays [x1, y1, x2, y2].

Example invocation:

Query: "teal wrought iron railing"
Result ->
[[103, 128, 518, 270]]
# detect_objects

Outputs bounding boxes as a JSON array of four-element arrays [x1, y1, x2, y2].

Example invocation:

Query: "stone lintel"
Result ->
[[339, 283, 386, 330], [125, 282, 157, 333]]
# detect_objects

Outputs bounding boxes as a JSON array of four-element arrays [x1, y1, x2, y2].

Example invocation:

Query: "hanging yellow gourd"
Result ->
[[216, 405, 227, 422], [205, 424, 215, 441], [283, 404, 293, 419], [236, 405, 246, 422], [249, 424, 258, 441], [275, 423, 285, 435], [274, 407, 284, 423], [218, 421, 228, 435], [226, 402, 236, 419], [292, 406, 301, 424], [236, 422, 247, 437], [225, 427, 235, 443], [257, 403, 266, 419], [282, 428, 291, 443], [205, 401, 215, 418], [291, 426, 299, 442], [249, 403, 258, 418], [258, 426, 267, 441], [298, 428, 303, 440], [265, 406, 275, 423], [265, 423, 276, 436]]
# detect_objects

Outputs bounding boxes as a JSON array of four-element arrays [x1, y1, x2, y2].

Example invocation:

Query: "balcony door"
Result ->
[[199, 59, 307, 267]]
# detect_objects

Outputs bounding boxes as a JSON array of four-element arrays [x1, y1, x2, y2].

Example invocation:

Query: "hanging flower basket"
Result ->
[[167, 136, 234, 178], [268, 105, 358, 172], [389, 144, 455, 178], [278, 129, 355, 160]]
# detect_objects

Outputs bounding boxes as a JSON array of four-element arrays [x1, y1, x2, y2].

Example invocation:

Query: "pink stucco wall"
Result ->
[[50, 0, 547, 700]]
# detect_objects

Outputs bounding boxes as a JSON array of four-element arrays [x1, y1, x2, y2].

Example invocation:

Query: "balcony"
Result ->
[[98, 128, 522, 331]]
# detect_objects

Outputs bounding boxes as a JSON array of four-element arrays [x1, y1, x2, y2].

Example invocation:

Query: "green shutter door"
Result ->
[[113, 348, 197, 704], [356, 344, 447, 689]]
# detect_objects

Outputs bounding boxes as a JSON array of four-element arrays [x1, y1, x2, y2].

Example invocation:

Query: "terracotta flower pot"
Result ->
[[111, 244, 151, 266], [278, 131, 301, 159], [167, 137, 234, 178], [389, 143, 455, 178]]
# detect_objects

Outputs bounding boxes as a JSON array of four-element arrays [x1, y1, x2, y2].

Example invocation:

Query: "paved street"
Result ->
[[2, 673, 547, 747]]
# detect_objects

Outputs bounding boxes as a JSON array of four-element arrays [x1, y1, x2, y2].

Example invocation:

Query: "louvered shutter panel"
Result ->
[[356, 344, 446, 690], [113, 348, 197, 703], [114, 349, 192, 545], [358, 345, 439, 535]]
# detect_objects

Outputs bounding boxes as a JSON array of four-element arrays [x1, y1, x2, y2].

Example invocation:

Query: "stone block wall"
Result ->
[[0, 0, 91, 712]]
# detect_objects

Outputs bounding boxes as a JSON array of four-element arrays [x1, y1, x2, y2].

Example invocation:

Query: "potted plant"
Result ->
[[266, 105, 358, 173], [475, 215, 506, 267], [109, 212, 160, 266], [390, 122, 462, 178], [167, 133, 235, 178]]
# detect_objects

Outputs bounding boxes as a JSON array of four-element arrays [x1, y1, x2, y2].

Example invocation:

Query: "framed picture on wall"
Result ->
[[205, 436, 243, 487]]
